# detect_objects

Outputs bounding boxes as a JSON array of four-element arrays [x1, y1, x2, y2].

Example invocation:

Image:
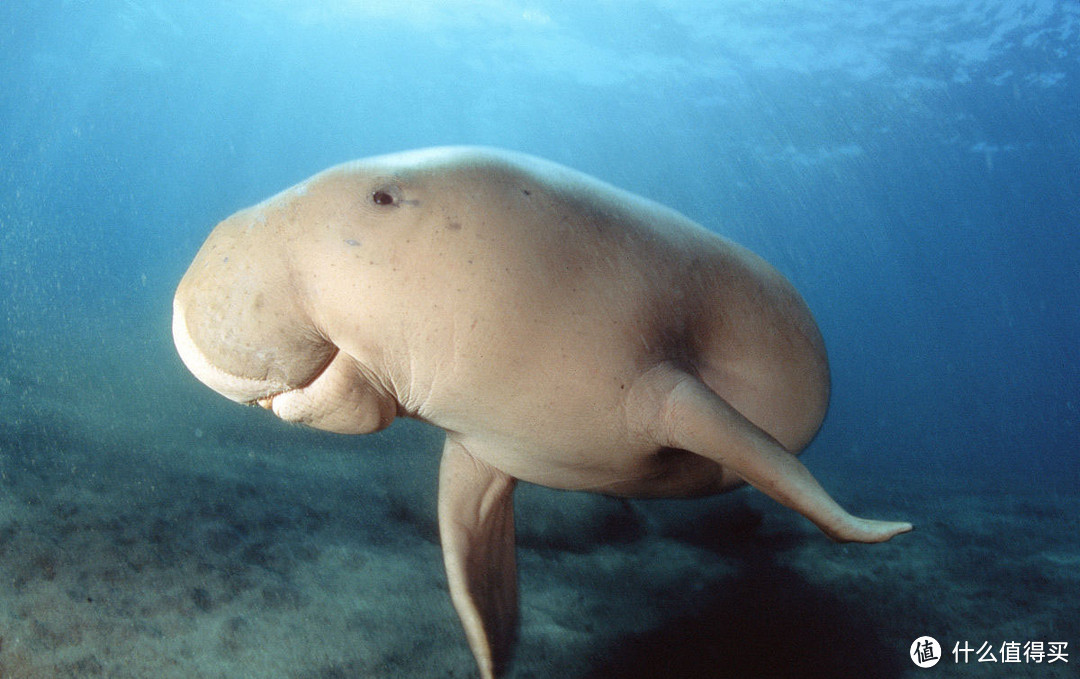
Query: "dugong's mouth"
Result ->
[[254, 347, 339, 411]]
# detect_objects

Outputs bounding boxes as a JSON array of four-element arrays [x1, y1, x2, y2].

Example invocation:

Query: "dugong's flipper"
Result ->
[[438, 438, 518, 679], [645, 367, 913, 543]]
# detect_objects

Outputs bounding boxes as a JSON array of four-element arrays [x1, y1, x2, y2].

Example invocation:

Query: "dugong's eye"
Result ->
[[371, 187, 401, 207], [370, 183, 405, 208]]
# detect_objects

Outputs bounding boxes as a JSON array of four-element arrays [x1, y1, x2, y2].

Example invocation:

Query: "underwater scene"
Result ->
[[1, 1, 1077, 677]]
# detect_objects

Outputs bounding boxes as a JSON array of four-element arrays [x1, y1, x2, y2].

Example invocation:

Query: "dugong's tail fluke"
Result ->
[[648, 366, 913, 544], [438, 437, 519, 679]]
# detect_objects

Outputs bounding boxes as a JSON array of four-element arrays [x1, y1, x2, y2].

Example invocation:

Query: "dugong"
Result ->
[[172, 147, 911, 678]]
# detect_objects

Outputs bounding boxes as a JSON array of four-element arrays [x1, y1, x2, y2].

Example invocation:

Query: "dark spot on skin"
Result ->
[[521, 188, 531, 196], [447, 221, 462, 231]]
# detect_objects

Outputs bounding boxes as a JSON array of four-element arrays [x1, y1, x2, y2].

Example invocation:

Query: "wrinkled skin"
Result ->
[[173, 147, 911, 678]]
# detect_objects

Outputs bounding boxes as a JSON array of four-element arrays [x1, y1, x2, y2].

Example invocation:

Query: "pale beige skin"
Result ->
[[173, 147, 911, 678]]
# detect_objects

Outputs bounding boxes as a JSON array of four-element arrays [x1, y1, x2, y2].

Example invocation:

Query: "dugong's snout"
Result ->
[[173, 293, 395, 435], [172, 297, 266, 404], [171, 211, 338, 406], [173, 208, 398, 436]]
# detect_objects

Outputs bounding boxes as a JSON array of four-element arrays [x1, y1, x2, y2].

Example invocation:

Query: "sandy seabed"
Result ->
[[0, 326, 1076, 679]]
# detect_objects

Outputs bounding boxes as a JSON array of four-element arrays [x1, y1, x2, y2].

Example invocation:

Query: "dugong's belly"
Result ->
[[413, 315, 759, 498]]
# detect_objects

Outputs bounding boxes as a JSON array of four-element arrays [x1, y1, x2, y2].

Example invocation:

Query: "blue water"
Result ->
[[1, 2, 1078, 677], [4, 0, 1075, 490]]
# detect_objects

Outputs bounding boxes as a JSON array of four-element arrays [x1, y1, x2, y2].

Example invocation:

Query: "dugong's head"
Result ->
[[172, 150, 454, 434]]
